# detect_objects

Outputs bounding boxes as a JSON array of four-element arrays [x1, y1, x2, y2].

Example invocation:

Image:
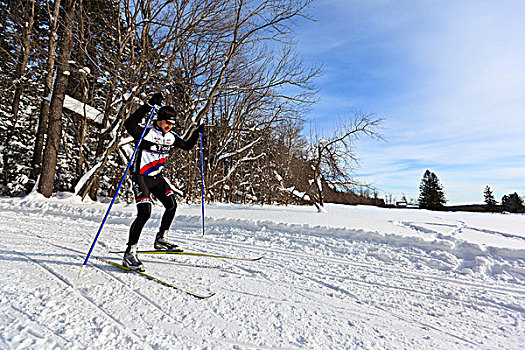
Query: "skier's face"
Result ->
[[157, 120, 174, 133]]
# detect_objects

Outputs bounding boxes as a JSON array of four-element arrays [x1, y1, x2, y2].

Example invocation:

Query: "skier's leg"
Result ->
[[127, 175, 152, 245], [151, 176, 180, 251], [124, 176, 151, 270], [123, 202, 150, 271], [127, 201, 152, 246], [159, 193, 177, 232]]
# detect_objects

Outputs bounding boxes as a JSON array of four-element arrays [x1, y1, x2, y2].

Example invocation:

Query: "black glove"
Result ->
[[148, 92, 163, 107], [196, 123, 205, 134]]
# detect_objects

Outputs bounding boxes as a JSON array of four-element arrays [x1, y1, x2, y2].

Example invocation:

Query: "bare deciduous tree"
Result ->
[[299, 112, 383, 212], [166, 0, 318, 203]]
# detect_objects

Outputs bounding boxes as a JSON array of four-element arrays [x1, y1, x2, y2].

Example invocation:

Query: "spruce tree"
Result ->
[[418, 170, 447, 210], [483, 186, 497, 211], [501, 193, 524, 213]]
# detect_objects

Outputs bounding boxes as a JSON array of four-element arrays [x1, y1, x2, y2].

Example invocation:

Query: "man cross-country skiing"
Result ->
[[123, 92, 204, 271]]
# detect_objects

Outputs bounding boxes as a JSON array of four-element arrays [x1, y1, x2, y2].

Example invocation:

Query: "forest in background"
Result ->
[[0, 0, 384, 211]]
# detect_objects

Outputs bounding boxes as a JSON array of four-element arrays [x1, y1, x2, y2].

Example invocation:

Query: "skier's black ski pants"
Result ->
[[127, 174, 177, 246]]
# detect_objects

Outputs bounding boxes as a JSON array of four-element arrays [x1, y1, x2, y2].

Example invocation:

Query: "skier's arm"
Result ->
[[124, 93, 163, 139], [124, 104, 152, 139], [174, 124, 205, 151]]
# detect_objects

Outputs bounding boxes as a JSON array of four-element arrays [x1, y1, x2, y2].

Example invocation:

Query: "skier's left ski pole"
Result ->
[[199, 132, 205, 239], [79, 106, 157, 277]]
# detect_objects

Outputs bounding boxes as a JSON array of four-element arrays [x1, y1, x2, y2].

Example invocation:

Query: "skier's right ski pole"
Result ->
[[79, 106, 157, 277]]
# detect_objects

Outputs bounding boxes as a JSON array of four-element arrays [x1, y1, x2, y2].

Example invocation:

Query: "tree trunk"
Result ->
[[308, 145, 325, 212], [313, 173, 325, 212], [32, 0, 61, 178], [38, 0, 78, 197]]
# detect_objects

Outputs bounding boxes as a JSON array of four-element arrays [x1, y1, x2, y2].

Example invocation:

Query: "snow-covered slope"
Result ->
[[1, 194, 524, 349]]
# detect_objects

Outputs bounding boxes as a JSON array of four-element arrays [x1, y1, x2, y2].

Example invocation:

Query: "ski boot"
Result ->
[[154, 230, 183, 252], [122, 244, 145, 272]]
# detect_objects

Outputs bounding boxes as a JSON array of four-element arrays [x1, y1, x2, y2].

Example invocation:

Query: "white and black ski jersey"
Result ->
[[124, 104, 202, 176]]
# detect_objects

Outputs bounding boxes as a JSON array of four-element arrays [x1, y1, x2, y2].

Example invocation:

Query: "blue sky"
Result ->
[[294, 0, 525, 204]]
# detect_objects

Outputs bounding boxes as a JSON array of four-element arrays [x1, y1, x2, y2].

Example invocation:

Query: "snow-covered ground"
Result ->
[[1, 193, 524, 349]]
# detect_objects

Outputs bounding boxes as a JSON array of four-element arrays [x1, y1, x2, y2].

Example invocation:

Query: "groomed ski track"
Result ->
[[0, 195, 524, 349]]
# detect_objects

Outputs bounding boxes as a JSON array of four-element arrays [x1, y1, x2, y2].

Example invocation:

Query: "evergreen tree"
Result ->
[[483, 185, 497, 211], [418, 170, 447, 210], [501, 192, 524, 213]]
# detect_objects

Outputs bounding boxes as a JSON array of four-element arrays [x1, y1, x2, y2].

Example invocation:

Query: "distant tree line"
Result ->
[[484, 186, 524, 213], [416, 170, 523, 213], [0, 0, 382, 211]]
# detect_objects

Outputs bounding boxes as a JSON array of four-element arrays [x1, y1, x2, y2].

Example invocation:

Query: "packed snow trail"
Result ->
[[0, 194, 524, 349]]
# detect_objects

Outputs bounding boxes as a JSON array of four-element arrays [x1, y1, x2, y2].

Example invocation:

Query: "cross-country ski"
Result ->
[[97, 257, 215, 299], [109, 250, 264, 261]]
